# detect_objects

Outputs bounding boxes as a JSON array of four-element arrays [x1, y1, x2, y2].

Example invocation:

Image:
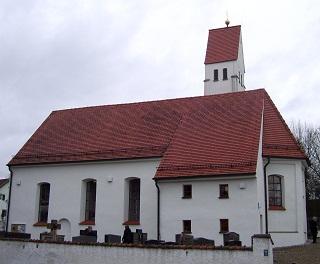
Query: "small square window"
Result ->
[[183, 220, 191, 233], [220, 219, 229, 233], [183, 185, 192, 198], [219, 184, 229, 198]]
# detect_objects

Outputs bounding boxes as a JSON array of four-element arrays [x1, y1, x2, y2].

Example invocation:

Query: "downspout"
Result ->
[[155, 180, 160, 240], [263, 157, 270, 234], [6, 166, 13, 232]]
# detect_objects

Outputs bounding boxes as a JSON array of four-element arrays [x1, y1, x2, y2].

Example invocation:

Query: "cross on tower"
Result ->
[[47, 219, 61, 241]]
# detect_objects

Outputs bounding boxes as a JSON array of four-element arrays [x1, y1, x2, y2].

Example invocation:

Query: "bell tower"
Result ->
[[204, 21, 245, 95]]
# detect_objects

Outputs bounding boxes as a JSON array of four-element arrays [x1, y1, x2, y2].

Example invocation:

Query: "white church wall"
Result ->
[[236, 32, 245, 86], [266, 159, 307, 247], [0, 181, 9, 211], [256, 121, 267, 234], [8, 158, 161, 242], [204, 60, 245, 95], [158, 176, 260, 246], [0, 180, 9, 231]]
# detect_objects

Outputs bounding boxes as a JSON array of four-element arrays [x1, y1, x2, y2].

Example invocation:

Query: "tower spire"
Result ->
[[225, 11, 230, 27]]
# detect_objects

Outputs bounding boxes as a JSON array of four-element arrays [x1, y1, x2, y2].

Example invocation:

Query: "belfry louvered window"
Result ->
[[214, 69, 218, 81]]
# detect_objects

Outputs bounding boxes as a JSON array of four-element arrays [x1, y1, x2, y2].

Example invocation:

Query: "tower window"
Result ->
[[214, 69, 218, 81], [223, 68, 228, 80]]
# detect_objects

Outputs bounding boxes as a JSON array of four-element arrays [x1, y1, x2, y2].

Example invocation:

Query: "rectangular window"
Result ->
[[183, 185, 192, 198], [183, 220, 191, 233], [220, 219, 229, 233], [223, 68, 228, 80], [85, 181, 96, 221], [38, 183, 50, 223], [214, 69, 218, 81], [219, 184, 229, 198]]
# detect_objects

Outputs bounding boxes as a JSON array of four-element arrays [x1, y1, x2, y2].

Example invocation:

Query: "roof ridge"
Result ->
[[51, 89, 261, 113], [208, 25, 241, 32]]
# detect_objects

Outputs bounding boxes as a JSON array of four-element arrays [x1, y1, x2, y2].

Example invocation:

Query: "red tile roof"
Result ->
[[0, 179, 9, 187], [8, 89, 306, 179], [204, 25, 241, 64], [262, 92, 305, 158], [0, 178, 9, 187]]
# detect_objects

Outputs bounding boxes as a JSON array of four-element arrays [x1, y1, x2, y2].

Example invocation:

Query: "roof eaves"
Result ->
[[153, 172, 256, 181], [0, 179, 9, 188], [7, 155, 164, 168]]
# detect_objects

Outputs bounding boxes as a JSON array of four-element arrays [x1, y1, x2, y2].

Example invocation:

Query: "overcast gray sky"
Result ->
[[1, 0, 320, 178]]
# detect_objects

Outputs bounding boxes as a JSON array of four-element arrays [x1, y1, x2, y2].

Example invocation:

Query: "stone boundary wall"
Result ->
[[0, 235, 273, 264]]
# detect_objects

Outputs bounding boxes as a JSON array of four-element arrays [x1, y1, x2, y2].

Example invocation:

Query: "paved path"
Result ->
[[273, 240, 320, 264]]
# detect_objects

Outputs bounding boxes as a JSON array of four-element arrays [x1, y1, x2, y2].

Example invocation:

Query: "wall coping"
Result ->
[[0, 237, 253, 251]]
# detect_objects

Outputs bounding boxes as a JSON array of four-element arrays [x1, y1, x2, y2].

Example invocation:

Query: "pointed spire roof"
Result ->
[[204, 25, 241, 64]]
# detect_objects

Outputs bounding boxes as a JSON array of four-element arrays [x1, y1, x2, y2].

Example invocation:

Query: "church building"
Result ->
[[6, 23, 307, 247]]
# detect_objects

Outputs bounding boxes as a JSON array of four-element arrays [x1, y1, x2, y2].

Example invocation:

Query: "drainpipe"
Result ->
[[6, 166, 13, 233], [155, 180, 160, 240], [263, 157, 270, 234]]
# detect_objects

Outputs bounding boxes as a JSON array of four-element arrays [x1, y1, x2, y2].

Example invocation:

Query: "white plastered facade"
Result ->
[[8, 158, 161, 242], [265, 158, 307, 246], [7, 152, 307, 247], [0, 180, 9, 231]]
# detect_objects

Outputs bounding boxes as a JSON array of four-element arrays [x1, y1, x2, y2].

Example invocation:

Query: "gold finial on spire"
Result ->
[[225, 11, 230, 27]]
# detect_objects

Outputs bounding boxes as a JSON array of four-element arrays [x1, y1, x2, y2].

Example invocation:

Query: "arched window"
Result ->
[[85, 180, 96, 221], [38, 183, 50, 222], [128, 179, 140, 221], [268, 175, 283, 207]]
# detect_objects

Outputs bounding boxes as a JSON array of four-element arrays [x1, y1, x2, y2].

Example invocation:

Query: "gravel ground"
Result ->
[[273, 239, 320, 264]]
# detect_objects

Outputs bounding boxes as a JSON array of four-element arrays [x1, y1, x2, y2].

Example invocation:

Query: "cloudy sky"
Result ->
[[1, 0, 320, 178]]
